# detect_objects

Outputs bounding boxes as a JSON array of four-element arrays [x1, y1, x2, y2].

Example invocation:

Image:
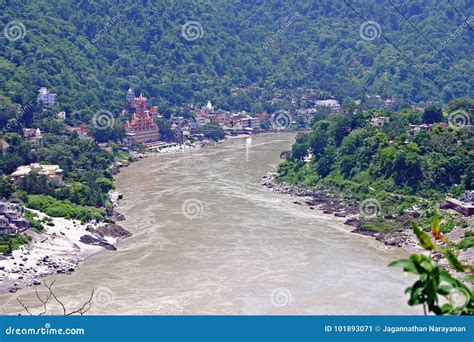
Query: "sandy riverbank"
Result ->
[[0, 137, 234, 295], [0, 210, 131, 294]]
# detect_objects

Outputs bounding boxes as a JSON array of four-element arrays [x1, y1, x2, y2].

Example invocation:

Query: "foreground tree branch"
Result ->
[[16, 281, 95, 316]]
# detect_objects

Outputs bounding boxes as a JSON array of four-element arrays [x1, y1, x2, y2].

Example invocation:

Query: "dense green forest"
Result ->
[[1, 0, 473, 129]]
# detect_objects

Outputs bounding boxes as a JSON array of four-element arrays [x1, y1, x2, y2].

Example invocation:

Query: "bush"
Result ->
[[0, 235, 29, 254], [24, 210, 43, 232]]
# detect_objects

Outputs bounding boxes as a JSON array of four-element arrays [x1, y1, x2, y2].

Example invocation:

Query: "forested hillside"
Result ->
[[277, 99, 474, 215], [1, 0, 473, 128]]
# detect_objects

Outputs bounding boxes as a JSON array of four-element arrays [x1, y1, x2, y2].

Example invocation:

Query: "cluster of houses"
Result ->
[[369, 116, 473, 134], [26, 86, 348, 148], [192, 101, 263, 136], [173, 96, 344, 139], [230, 85, 325, 108], [0, 202, 30, 236]]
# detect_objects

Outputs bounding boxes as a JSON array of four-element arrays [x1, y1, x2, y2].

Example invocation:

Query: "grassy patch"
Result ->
[[27, 195, 105, 223], [457, 236, 474, 250], [24, 210, 43, 232], [0, 235, 29, 254], [359, 219, 401, 233], [464, 230, 474, 238]]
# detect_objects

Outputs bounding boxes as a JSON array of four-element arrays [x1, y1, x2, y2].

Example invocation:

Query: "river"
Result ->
[[0, 133, 416, 315]]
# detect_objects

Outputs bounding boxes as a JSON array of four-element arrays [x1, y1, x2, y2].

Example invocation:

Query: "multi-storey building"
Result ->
[[124, 93, 160, 144], [37, 87, 57, 108]]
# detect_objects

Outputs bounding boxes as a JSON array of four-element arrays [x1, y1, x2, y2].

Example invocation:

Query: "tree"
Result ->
[[0, 177, 14, 199], [447, 98, 474, 113], [423, 105, 443, 124], [23, 172, 50, 195], [96, 177, 114, 193], [89, 122, 124, 143], [200, 123, 225, 141], [156, 117, 175, 142], [70, 182, 92, 205]]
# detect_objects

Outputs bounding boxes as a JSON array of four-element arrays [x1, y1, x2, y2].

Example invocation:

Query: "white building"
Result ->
[[315, 99, 340, 112], [37, 87, 57, 108], [205, 100, 214, 111], [249, 117, 260, 129], [371, 117, 390, 127]]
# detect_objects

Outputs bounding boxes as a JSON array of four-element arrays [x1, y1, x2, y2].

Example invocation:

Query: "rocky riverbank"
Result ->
[[261, 172, 473, 266], [0, 210, 131, 294]]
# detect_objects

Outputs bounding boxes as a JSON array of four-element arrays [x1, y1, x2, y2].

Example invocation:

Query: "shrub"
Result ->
[[26, 195, 105, 223]]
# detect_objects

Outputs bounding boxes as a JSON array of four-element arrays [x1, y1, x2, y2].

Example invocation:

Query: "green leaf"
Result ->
[[440, 303, 453, 314], [430, 214, 443, 240], [442, 247, 465, 272], [458, 274, 474, 283], [438, 285, 452, 296], [420, 260, 434, 272], [389, 259, 418, 274], [439, 270, 460, 286]]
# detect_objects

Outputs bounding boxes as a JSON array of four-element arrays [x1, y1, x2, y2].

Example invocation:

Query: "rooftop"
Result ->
[[11, 163, 63, 178]]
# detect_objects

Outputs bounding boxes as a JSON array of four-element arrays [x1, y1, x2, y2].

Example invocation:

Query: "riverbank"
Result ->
[[0, 133, 417, 315], [261, 172, 473, 267], [0, 137, 224, 295], [0, 210, 131, 294]]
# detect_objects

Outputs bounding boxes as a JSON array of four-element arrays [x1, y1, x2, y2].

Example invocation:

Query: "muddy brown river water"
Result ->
[[0, 133, 417, 314]]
